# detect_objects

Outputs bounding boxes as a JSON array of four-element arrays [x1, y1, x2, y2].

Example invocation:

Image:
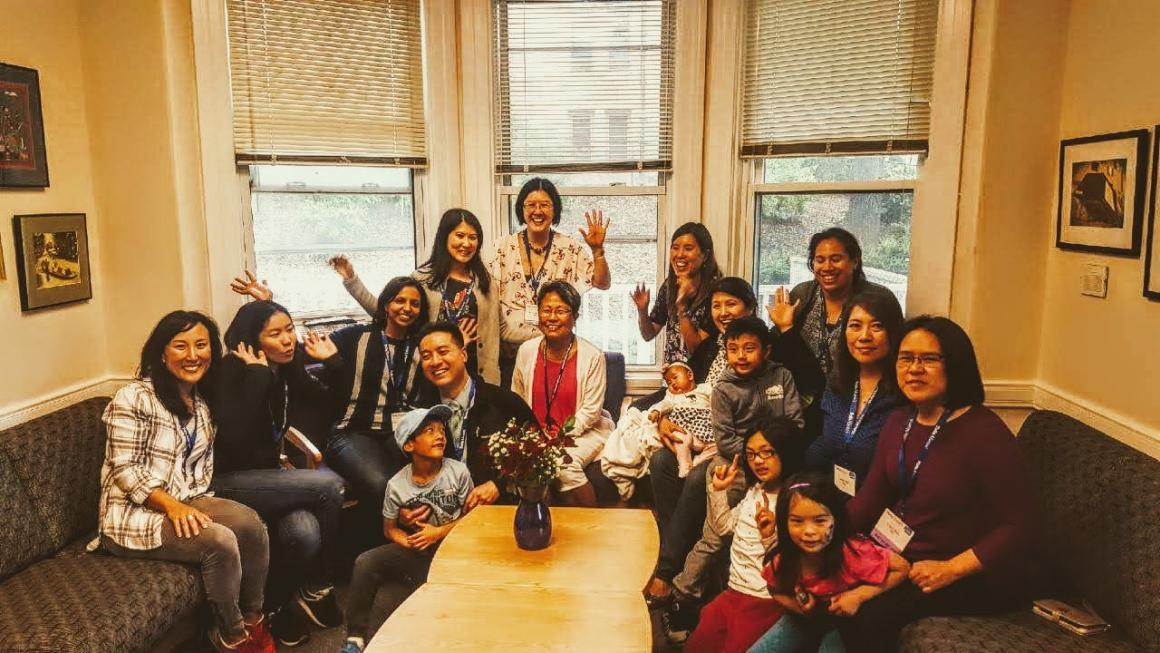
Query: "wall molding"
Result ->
[[0, 376, 130, 431], [984, 379, 1159, 459]]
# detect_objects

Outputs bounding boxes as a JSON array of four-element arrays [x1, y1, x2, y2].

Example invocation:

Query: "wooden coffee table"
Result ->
[[365, 506, 659, 651]]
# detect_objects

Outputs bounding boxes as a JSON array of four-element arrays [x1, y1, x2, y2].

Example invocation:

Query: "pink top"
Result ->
[[531, 349, 578, 429], [764, 536, 891, 597]]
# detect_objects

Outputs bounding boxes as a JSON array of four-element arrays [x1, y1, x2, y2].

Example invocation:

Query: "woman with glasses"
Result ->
[[803, 290, 905, 493], [511, 280, 614, 507], [492, 177, 611, 387], [767, 228, 899, 440], [838, 316, 1037, 653]]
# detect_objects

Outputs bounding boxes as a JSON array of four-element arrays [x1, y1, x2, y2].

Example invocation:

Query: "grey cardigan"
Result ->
[[341, 269, 502, 385]]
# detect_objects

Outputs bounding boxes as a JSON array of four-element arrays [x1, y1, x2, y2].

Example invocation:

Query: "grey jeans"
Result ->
[[102, 495, 269, 638], [672, 454, 746, 599]]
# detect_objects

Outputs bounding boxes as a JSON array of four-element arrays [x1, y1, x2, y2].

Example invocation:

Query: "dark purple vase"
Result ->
[[513, 485, 552, 550]]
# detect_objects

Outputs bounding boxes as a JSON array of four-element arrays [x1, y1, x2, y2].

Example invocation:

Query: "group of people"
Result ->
[[95, 177, 1038, 653]]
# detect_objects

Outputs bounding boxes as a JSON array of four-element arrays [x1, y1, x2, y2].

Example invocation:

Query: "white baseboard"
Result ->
[[0, 376, 130, 431], [985, 379, 1159, 460]]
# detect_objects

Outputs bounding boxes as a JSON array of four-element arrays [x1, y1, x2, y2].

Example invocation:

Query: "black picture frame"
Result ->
[[1055, 129, 1149, 256], [1145, 127, 1160, 301], [13, 213, 92, 311], [0, 62, 50, 188]]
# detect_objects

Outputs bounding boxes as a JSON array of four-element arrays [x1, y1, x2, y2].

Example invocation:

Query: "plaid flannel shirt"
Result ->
[[99, 380, 214, 550]]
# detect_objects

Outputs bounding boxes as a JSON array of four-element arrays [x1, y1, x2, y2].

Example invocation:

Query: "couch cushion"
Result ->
[[1017, 410, 1160, 648], [0, 453, 56, 582], [899, 612, 1140, 653], [0, 398, 109, 550], [0, 552, 202, 653]]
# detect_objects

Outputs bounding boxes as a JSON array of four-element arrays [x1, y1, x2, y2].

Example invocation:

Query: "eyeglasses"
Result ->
[[745, 449, 777, 461], [538, 307, 573, 319], [523, 202, 553, 212], [896, 353, 944, 369]]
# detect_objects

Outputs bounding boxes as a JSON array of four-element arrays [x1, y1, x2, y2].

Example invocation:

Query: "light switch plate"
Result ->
[[1081, 263, 1108, 298]]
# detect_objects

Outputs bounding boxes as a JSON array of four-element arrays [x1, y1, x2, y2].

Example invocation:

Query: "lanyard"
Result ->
[[896, 408, 951, 508], [271, 381, 288, 443], [382, 335, 414, 397], [540, 337, 575, 427], [842, 381, 879, 446], [447, 381, 477, 460], [177, 398, 200, 460], [522, 229, 555, 296], [439, 276, 476, 323]]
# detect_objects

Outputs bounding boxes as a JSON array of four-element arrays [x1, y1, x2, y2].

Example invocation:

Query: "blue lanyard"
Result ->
[[522, 229, 555, 296], [843, 381, 879, 446], [178, 399, 200, 459], [439, 276, 477, 323], [447, 381, 477, 460], [896, 408, 950, 508], [382, 335, 414, 397], [271, 381, 288, 443]]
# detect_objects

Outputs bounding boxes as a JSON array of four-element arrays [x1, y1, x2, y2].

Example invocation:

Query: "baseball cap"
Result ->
[[393, 404, 453, 453]]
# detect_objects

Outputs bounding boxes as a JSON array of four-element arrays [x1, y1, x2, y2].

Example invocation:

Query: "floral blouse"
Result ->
[[489, 230, 595, 358]]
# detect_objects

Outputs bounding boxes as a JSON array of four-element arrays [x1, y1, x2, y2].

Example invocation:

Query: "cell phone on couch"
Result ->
[[1032, 599, 1111, 636]]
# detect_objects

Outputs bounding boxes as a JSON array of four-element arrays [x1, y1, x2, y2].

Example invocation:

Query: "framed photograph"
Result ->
[[1056, 129, 1149, 256], [0, 63, 49, 188], [12, 213, 92, 311], [1145, 128, 1160, 300]]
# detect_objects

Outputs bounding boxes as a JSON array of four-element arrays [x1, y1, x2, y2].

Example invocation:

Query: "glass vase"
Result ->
[[513, 485, 552, 551]]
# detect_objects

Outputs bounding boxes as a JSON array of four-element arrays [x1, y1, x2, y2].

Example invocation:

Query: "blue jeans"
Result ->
[[212, 468, 344, 588], [324, 430, 406, 506], [650, 447, 712, 581], [748, 615, 847, 653]]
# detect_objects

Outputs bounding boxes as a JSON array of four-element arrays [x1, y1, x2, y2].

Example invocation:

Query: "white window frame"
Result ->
[[495, 175, 670, 375], [240, 166, 422, 321], [743, 157, 921, 308]]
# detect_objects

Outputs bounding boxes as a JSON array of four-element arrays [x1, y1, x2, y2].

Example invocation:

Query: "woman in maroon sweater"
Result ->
[[841, 316, 1037, 653]]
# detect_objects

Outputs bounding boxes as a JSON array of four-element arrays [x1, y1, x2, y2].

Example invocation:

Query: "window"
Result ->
[[500, 172, 663, 365], [249, 165, 416, 316], [752, 155, 918, 310], [742, 0, 938, 313], [493, 0, 676, 368]]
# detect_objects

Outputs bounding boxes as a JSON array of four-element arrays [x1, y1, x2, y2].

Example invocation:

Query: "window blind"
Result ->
[[493, 0, 676, 174], [741, 0, 938, 157], [226, 0, 427, 166]]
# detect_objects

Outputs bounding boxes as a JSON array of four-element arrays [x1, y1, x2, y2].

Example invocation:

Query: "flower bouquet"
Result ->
[[486, 416, 577, 550]]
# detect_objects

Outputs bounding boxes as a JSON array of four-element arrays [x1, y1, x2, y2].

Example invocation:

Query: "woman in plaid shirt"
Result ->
[[98, 311, 274, 653]]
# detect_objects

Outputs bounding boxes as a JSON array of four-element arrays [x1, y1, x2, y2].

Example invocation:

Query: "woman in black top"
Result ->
[[767, 228, 899, 439], [213, 300, 345, 645]]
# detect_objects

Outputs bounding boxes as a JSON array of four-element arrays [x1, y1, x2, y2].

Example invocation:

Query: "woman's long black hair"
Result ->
[[373, 276, 430, 336], [418, 208, 491, 294], [222, 300, 312, 399], [664, 222, 721, 316], [770, 471, 852, 595], [138, 310, 223, 420], [829, 290, 904, 397]]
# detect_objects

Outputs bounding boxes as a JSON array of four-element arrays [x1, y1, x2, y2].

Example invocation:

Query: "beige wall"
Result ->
[[954, 0, 1068, 382], [1037, 0, 1160, 434], [0, 0, 206, 415], [0, 0, 109, 410]]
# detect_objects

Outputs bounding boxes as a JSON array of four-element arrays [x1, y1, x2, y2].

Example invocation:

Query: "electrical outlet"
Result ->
[[1080, 263, 1108, 298]]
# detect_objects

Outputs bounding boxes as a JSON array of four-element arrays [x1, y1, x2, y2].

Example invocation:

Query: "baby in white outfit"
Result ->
[[649, 362, 715, 477]]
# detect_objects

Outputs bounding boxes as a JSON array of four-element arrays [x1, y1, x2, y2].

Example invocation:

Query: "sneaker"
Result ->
[[270, 603, 311, 647], [662, 598, 701, 647], [296, 586, 343, 629], [338, 639, 365, 653]]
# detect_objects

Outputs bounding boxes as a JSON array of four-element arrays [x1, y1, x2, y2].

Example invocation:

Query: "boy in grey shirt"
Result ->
[[339, 405, 473, 653]]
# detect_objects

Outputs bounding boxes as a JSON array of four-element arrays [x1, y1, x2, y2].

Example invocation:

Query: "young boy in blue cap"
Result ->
[[338, 405, 474, 653]]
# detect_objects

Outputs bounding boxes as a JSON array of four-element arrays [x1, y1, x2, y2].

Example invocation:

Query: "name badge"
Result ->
[[871, 508, 914, 554], [523, 304, 540, 325], [390, 411, 407, 433], [834, 465, 857, 497]]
